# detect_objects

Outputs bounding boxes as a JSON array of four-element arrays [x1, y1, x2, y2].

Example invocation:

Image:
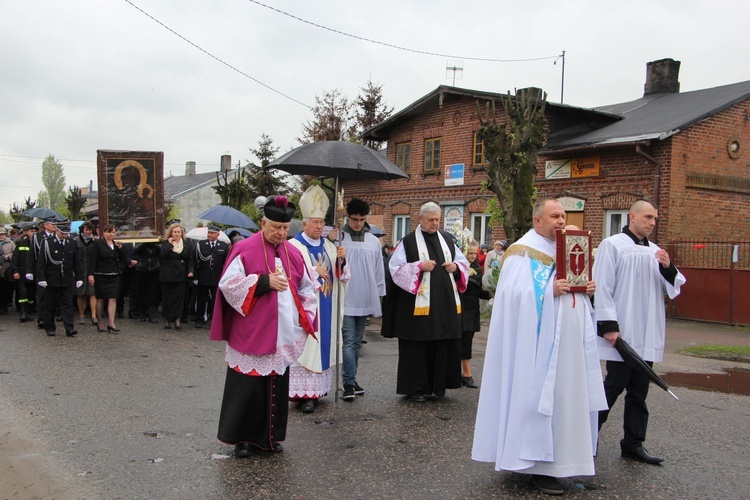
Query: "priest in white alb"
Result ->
[[210, 196, 318, 456], [289, 185, 350, 413], [472, 198, 608, 496]]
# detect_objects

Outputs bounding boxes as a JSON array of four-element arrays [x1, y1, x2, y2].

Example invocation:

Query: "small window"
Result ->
[[471, 213, 491, 245], [393, 215, 410, 245], [396, 142, 411, 172], [604, 209, 629, 238], [424, 138, 441, 171], [473, 132, 488, 166]]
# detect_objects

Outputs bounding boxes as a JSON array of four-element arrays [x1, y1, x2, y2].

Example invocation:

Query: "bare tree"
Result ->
[[299, 89, 355, 144], [477, 88, 547, 243]]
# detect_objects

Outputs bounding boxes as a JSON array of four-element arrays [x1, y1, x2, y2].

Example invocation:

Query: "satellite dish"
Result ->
[[254, 196, 267, 210]]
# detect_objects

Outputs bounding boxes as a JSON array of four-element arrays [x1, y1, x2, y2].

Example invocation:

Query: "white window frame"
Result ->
[[393, 215, 410, 245], [471, 213, 491, 246], [604, 209, 629, 238]]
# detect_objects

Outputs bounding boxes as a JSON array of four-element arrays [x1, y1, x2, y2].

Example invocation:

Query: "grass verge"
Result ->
[[678, 344, 750, 363]]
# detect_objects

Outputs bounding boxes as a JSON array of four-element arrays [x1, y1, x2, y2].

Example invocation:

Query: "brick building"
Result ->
[[344, 59, 750, 250]]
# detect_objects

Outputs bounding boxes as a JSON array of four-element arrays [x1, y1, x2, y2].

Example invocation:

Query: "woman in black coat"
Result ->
[[159, 223, 193, 330], [88, 224, 125, 333], [133, 241, 161, 323], [459, 243, 491, 388]]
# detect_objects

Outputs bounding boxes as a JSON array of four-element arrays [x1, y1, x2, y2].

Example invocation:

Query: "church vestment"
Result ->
[[210, 231, 317, 451], [472, 229, 607, 477], [382, 227, 469, 398], [289, 232, 349, 400]]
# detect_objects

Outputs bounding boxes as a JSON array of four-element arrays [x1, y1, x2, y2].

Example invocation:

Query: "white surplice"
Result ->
[[472, 229, 607, 477], [593, 233, 686, 362]]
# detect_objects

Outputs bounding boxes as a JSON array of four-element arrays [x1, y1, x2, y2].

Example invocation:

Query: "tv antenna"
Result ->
[[446, 60, 463, 86]]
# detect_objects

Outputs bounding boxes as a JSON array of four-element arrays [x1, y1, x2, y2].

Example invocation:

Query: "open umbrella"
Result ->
[[368, 224, 386, 237], [197, 206, 258, 230], [185, 227, 231, 244], [269, 141, 408, 401], [615, 337, 679, 400], [23, 207, 66, 221], [225, 227, 252, 238]]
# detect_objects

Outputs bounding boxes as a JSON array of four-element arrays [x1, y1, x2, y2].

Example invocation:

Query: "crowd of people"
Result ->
[[0, 217, 230, 337], [1, 195, 684, 495]]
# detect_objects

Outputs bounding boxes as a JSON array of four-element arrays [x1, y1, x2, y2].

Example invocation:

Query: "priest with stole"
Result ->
[[210, 196, 318, 456]]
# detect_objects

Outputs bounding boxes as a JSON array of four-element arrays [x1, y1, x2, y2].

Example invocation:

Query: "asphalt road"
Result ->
[[0, 314, 748, 499]]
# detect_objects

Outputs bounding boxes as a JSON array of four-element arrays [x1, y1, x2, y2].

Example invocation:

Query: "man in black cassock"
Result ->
[[382, 202, 470, 401]]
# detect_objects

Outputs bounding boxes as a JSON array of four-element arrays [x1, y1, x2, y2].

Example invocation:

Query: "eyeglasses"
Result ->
[[348, 216, 366, 223]]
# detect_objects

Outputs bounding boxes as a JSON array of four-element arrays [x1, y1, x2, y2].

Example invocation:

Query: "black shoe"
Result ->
[[268, 443, 283, 453], [621, 446, 664, 464], [128, 311, 139, 319], [234, 443, 253, 458], [140, 316, 147, 322], [91, 317, 98, 326], [342, 384, 355, 401], [409, 393, 426, 403], [353, 383, 365, 396], [164, 322, 171, 329], [38, 321, 45, 329], [531, 475, 564, 495], [56, 315, 62, 322], [46, 330, 56, 337], [97, 323, 107, 333], [361, 338, 368, 344], [299, 399, 316, 413], [66, 330, 78, 337], [461, 376, 478, 388], [107, 326, 120, 334], [195, 322, 205, 329], [175, 325, 182, 331], [149, 318, 158, 324]]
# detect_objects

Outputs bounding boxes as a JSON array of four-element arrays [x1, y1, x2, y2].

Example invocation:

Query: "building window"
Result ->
[[424, 138, 441, 171], [604, 209, 629, 238], [396, 142, 411, 172], [471, 213, 491, 246], [473, 132, 488, 166], [393, 215, 410, 244]]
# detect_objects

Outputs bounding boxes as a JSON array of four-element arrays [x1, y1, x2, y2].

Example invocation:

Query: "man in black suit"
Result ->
[[193, 225, 229, 328], [27, 217, 57, 328], [36, 220, 83, 337]]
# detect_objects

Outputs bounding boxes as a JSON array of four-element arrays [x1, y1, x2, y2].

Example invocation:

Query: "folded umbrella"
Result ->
[[615, 337, 679, 400]]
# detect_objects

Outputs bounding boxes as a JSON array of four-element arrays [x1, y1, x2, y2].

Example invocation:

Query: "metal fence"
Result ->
[[666, 240, 750, 270]]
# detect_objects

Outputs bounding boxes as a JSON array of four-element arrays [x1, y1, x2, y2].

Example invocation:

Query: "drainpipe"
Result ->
[[635, 142, 661, 243]]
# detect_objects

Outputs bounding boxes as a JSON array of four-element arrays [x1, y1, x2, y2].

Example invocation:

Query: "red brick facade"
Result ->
[[343, 92, 750, 248]]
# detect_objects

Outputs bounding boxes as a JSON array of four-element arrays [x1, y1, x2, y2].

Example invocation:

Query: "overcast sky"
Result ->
[[1, 0, 748, 214]]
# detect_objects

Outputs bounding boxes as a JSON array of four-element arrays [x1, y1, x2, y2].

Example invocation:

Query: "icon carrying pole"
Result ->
[[333, 177, 344, 402]]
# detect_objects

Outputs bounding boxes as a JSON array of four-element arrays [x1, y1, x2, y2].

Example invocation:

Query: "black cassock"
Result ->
[[382, 230, 462, 397]]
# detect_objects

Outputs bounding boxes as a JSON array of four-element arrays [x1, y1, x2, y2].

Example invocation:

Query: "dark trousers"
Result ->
[[117, 268, 137, 315], [195, 284, 217, 323], [598, 360, 651, 451], [42, 285, 75, 334]]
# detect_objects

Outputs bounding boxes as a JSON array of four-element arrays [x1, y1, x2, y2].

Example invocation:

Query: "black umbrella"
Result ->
[[615, 337, 679, 400], [269, 141, 408, 181], [22, 207, 66, 221]]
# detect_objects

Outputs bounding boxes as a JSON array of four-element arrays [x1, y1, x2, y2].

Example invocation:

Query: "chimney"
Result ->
[[220, 154, 232, 173], [516, 87, 545, 100], [644, 58, 681, 96], [185, 161, 196, 176]]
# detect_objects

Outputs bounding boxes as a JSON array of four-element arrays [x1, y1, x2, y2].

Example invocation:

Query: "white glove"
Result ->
[[76, 281, 83, 288], [193, 280, 199, 286], [25, 273, 33, 281], [38, 281, 47, 288]]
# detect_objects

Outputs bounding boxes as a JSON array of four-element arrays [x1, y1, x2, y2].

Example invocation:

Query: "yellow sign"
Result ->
[[571, 157, 600, 178]]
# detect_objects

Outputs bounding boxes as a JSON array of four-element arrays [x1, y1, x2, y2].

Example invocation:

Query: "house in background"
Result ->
[[164, 157, 225, 229], [345, 58, 750, 247], [343, 58, 750, 324]]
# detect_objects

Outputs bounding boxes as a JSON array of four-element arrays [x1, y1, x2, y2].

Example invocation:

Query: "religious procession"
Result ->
[[0, 146, 689, 497]]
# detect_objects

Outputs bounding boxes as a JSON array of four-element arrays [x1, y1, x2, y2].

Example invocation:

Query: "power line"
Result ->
[[247, 0, 562, 63], [122, 0, 311, 109], [0, 154, 216, 167]]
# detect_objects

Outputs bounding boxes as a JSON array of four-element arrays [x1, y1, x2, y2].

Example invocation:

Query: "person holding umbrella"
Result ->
[[594, 199, 686, 465]]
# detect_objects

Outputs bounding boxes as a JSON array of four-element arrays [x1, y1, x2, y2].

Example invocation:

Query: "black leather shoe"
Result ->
[[66, 330, 78, 337], [195, 322, 205, 329], [410, 393, 426, 402], [621, 446, 664, 464], [46, 330, 56, 337], [531, 474, 564, 495], [269, 443, 283, 453], [107, 326, 121, 334], [234, 443, 253, 458], [149, 318, 159, 323], [462, 376, 479, 388], [299, 399, 316, 413]]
